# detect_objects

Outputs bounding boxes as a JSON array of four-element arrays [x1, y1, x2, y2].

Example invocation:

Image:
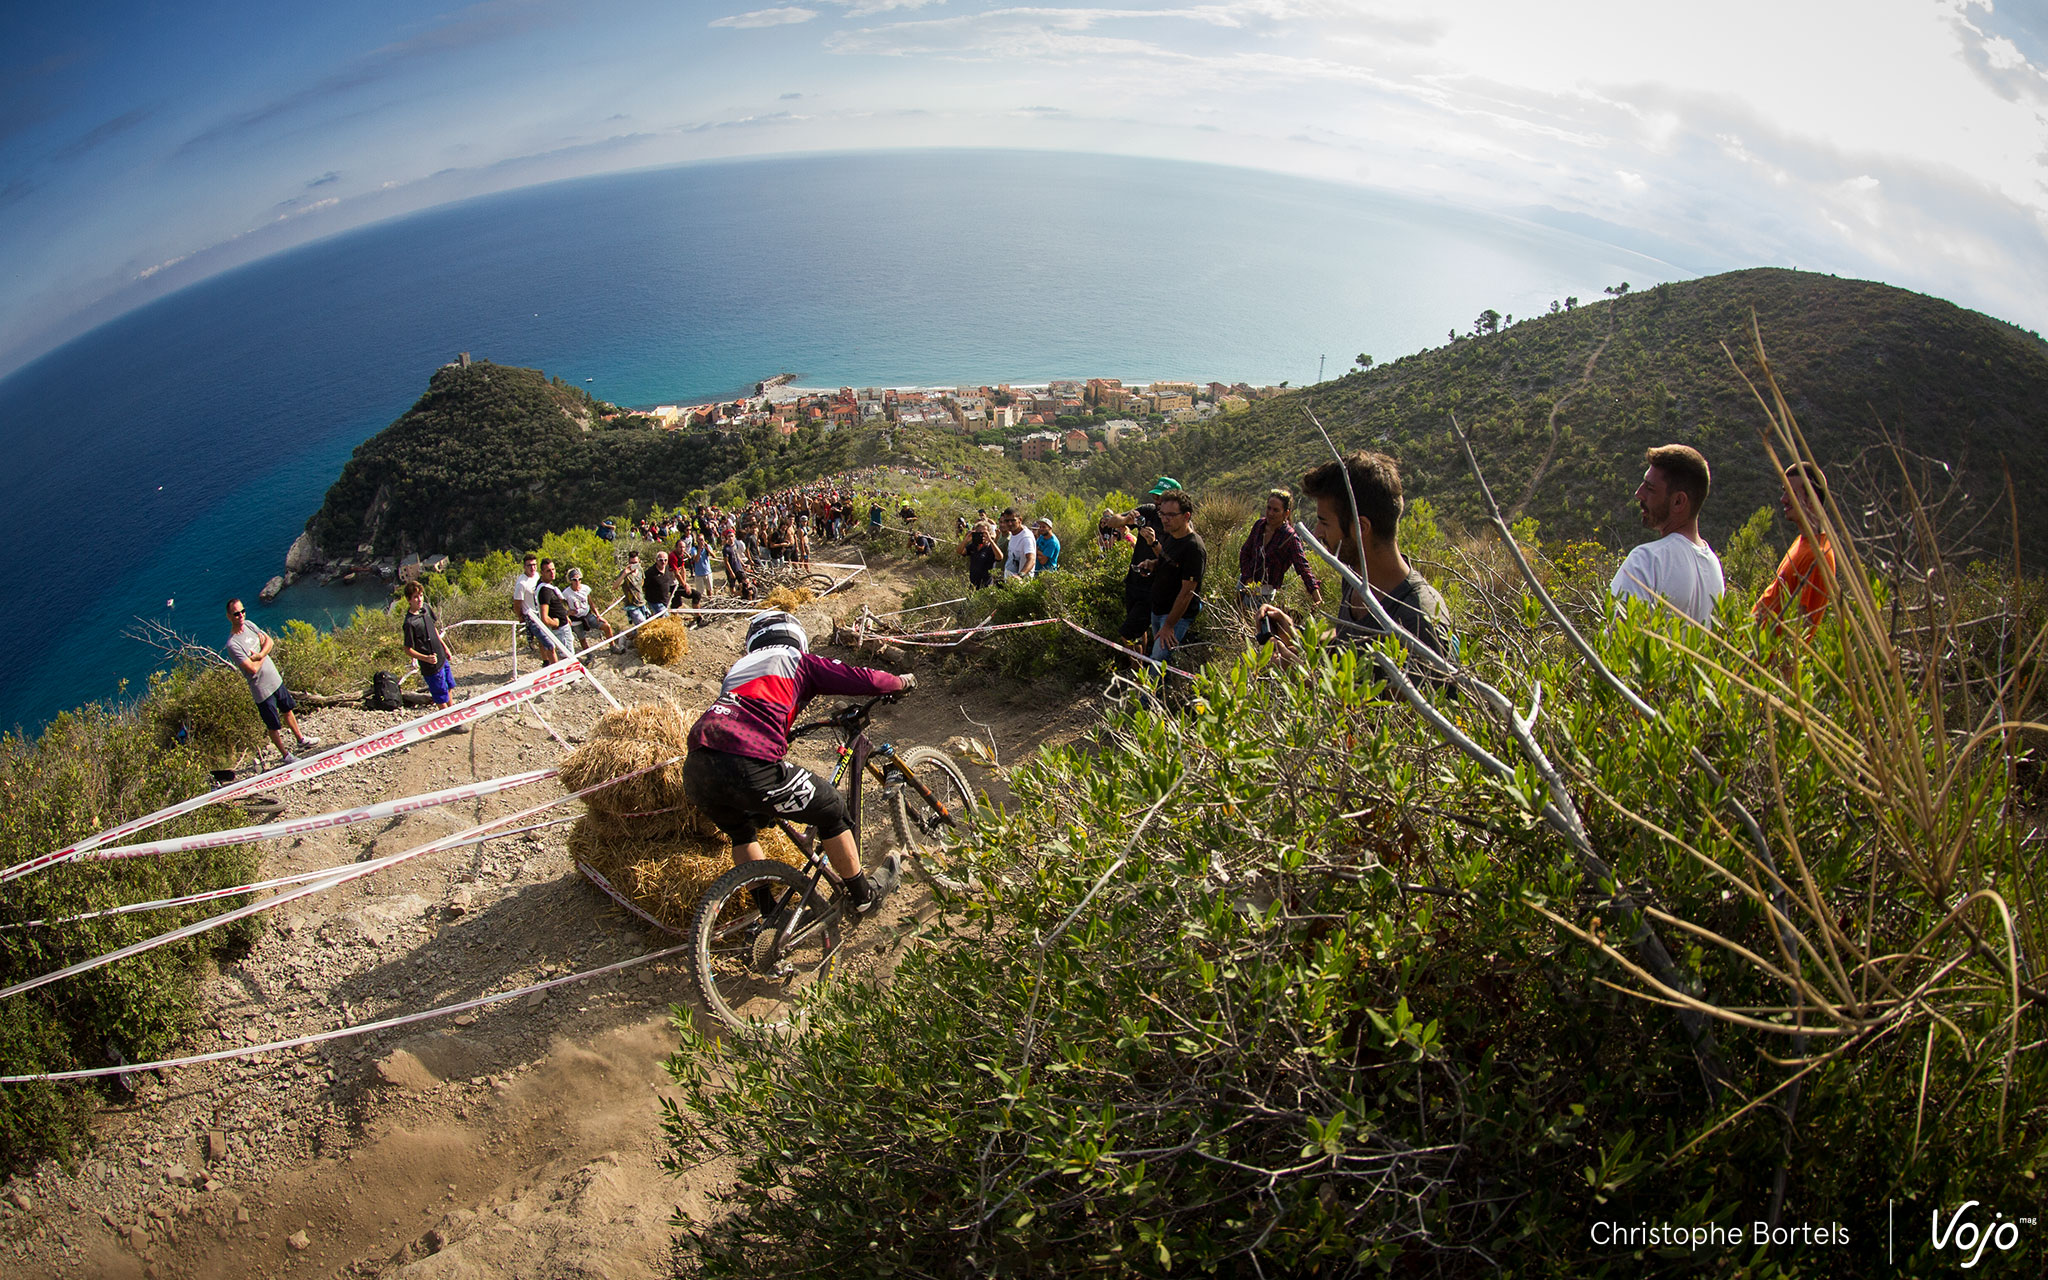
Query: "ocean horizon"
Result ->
[[0, 148, 1680, 735]]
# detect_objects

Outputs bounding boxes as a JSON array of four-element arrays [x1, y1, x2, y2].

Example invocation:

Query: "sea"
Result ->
[[0, 149, 1680, 734]]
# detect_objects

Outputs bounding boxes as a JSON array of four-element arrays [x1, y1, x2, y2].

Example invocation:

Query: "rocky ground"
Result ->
[[6, 560, 1100, 1280]]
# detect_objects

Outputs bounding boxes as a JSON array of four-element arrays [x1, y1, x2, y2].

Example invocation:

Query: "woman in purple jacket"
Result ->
[[1237, 488, 1325, 616]]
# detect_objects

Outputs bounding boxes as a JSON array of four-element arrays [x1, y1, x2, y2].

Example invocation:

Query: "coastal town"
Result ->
[[630, 374, 1295, 461]]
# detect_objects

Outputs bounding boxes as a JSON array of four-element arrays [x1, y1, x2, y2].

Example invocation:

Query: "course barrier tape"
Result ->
[[0, 754, 678, 1003], [75, 769, 559, 866], [6, 805, 580, 932], [0, 660, 591, 886], [0, 941, 692, 1084], [577, 861, 681, 936]]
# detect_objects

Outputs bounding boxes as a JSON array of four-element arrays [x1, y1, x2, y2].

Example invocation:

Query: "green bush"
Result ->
[[1720, 504, 1781, 594], [147, 664, 266, 763], [664, 598, 2044, 1275], [0, 705, 261, 1174]]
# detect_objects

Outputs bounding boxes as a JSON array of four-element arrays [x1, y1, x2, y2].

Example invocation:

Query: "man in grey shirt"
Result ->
[[225, 598, 321, 765]]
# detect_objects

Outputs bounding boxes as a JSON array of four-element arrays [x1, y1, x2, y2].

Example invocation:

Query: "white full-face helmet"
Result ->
[[744, 610, 810, 654]]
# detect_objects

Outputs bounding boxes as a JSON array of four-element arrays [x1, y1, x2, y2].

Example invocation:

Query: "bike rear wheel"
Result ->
[[890, 745, 979, 892], [689, 859, 840, 1032]]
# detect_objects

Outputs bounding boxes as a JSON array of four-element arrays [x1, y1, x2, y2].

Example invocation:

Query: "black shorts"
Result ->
[[253, 684, 296, 732], [682, 747, 850, 844]]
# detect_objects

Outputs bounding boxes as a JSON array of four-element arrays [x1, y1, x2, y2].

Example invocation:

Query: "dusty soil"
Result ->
[[5, 554, 1101, 1280]]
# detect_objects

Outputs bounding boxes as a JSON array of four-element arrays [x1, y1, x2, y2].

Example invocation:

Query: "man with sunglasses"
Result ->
[[224, 599, 320, 765], [1143, 491, 1206, 660]]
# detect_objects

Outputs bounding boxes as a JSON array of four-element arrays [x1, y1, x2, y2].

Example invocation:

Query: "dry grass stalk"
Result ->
[[1494, 325, 2044, 1152]]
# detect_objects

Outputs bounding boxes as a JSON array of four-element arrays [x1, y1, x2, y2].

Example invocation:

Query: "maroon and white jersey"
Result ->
[[687, 647, 906, 762]]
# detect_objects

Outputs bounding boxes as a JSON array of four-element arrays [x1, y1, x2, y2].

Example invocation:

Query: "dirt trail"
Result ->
[[1507, 316, 1616, 522], [8, 555, 1093, 1280]]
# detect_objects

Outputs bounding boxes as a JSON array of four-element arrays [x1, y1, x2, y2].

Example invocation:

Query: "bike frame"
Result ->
[[764, 710, 890, 956]]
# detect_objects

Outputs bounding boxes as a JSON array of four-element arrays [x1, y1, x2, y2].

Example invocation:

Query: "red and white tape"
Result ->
[[0, 755, 677, 1002], [77, 768, 558, 865], [0, 660, 590, 885], [7, 808, 580, 932]]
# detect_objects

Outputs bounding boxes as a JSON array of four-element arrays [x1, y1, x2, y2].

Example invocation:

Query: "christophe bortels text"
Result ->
[[1589, 1221, 1849, 1251]]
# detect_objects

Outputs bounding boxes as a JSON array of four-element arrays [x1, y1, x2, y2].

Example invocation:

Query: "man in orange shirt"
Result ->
[[1753, 461, 1834, 632]]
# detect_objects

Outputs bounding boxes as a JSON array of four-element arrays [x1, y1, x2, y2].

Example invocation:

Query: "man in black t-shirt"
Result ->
[[1102, 475, 1180, 648], [532, 559, 576, 664], [1142, 490, 1206, 660]]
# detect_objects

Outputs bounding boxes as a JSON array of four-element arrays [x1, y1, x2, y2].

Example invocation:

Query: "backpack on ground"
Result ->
[[367, 670, 404, 711]]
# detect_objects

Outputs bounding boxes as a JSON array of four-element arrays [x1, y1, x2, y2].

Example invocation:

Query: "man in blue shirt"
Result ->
[[1031, 518, 1061, 574]]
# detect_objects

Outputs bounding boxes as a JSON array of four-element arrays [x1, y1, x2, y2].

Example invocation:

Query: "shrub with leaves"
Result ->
[[663, 560, 2043, 1275], [0, 705, 260, 1174]]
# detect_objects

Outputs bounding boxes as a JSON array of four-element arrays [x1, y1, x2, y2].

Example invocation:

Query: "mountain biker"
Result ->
[[683, 610, 916, 920]]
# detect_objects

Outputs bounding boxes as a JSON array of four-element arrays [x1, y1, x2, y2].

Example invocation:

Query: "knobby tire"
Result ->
[[890, 745, 979, 892], [689, 860, 840, 1033]]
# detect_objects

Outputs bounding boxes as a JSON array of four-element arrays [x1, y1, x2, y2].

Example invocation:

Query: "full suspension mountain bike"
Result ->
[[686, 695, 978, 1031]]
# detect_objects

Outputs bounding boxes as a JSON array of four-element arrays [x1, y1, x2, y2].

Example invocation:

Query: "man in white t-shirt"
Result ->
[[1000, 508, 1037, 581], [512, 554, 549, 657], [1610, 444, 1726, 627]]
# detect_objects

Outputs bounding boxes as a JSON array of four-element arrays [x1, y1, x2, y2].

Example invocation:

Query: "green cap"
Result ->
[[1146, 476, 1183, 496]]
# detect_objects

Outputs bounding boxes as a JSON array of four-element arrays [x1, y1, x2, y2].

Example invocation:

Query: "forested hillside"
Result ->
[[1090, 268, 2048, 560], [304, 362, 999, 559]]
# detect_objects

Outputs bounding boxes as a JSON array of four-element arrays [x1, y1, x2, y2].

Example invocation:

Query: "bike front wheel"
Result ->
[[890, 746, 979, 892], [689, 860, 840, 1033]]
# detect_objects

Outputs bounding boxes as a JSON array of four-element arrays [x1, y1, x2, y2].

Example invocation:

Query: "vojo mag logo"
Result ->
[[1929, 1200, 2034, 1268]]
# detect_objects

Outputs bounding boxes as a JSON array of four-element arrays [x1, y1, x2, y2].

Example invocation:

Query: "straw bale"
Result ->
[[762, 586, 815, 611], [558, 700, 694, 817], [636, 615, 692, 666], [570, 814, 806, 931]]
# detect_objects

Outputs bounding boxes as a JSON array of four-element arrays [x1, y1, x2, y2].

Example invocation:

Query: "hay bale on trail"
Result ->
[[569, 814, 804, 932], [762, 585, 814, 611], [636, 615, 691, 666], [578, 803, 721, 846], [558, 700, 695, 818]]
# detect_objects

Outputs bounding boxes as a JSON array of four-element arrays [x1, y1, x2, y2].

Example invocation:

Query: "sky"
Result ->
[[3, 0, 2046, 379]]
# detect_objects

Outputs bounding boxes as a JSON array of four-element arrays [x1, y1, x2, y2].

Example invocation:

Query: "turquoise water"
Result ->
[[0, 149, 1678, 732]]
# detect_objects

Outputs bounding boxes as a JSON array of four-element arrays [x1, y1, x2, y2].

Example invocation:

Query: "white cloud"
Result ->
[[710, 7, 819, 29]]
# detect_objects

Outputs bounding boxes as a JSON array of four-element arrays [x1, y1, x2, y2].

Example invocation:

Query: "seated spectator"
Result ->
[[1032, 518, 1061, 574], [562, 566, 616, 646], [1262, 452, 1452, 674], [1238, 488, 1323, 616], [1610, 444, 1726, 628], [1754, 460, 1835, 635]]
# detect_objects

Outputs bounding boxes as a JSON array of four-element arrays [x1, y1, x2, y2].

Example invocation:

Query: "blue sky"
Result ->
[[4, 0, 2046, 377]]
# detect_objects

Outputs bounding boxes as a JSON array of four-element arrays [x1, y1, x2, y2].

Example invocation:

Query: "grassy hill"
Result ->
[[1088, 268, 2048, 561], [305, 362, 1005, 559]]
